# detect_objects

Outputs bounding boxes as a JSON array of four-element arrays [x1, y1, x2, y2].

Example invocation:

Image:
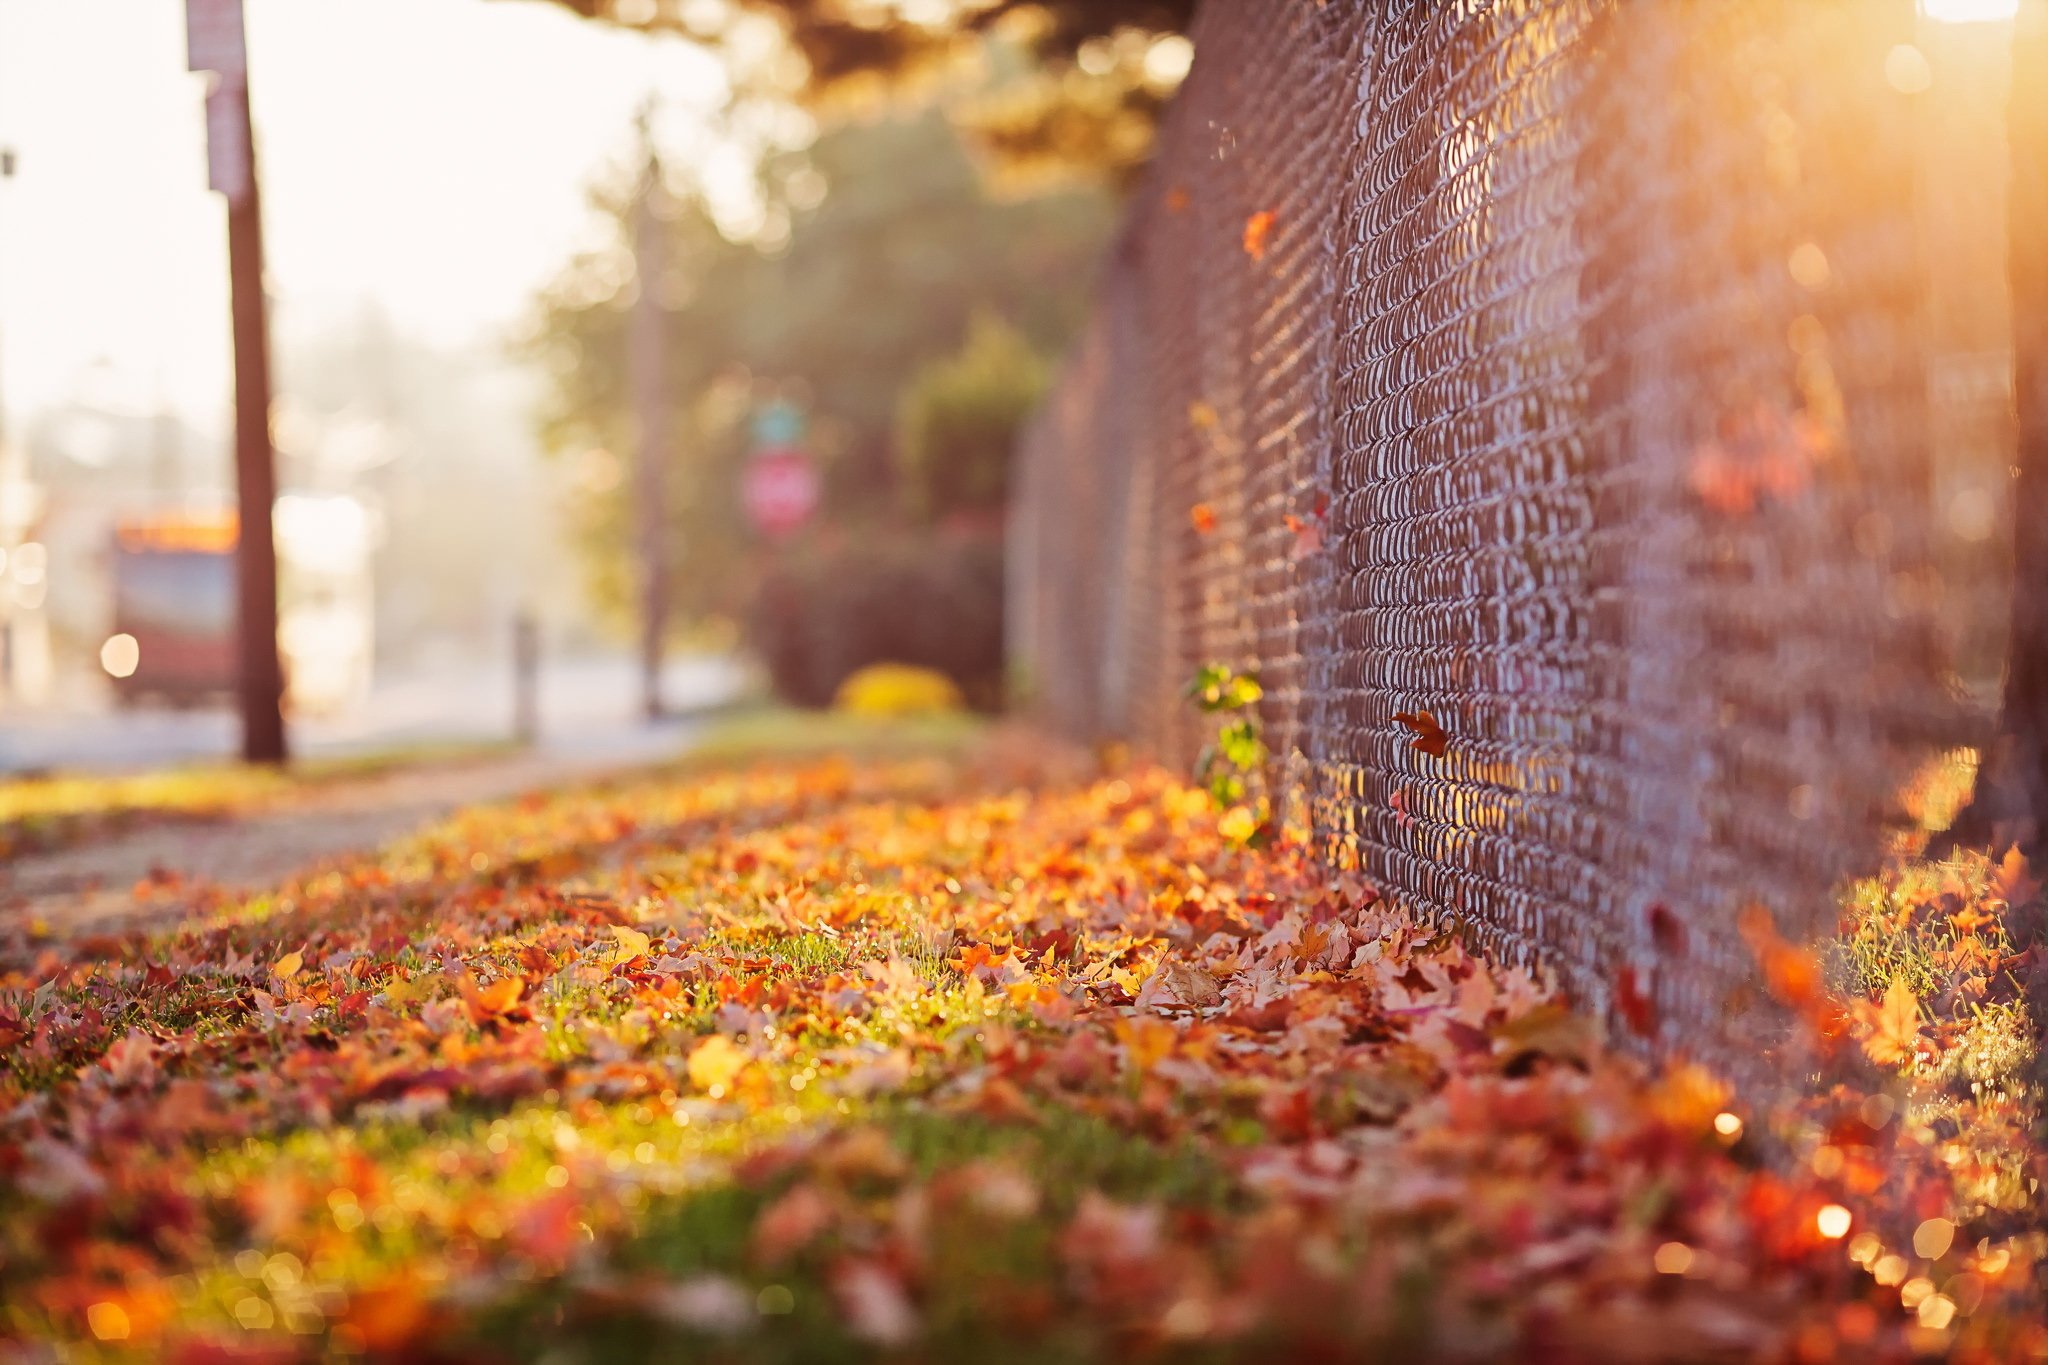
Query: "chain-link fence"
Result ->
[[1012, 0, 2029, 1065]]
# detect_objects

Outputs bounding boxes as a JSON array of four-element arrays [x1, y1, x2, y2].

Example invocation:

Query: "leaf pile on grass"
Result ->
[[0, 739, 2042, 1362]]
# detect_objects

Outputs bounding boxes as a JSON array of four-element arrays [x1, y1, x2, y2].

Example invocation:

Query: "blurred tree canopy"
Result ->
[[525, 0, 1197, 186], [525, 106, 1113, 627]]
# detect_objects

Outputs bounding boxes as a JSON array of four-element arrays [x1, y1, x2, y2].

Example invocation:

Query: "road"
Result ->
[[0, 652, 747, 775]]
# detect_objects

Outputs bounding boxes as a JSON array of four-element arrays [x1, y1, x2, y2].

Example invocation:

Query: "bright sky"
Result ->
[[0, 0, 732, 432]]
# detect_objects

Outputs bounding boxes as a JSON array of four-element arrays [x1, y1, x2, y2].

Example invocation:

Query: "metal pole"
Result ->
[[628, 111, 670, 722]]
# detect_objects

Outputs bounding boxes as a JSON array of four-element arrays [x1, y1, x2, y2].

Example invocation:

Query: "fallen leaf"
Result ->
[[1861, 977, 1922, 1067], [456, 974, 524, 1025], [271, 950, 304, 981], [611, 924, 652, 963], [688, 1035, 749, 1093]]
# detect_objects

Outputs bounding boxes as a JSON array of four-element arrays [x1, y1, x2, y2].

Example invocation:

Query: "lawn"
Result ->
[[0, 721, 2040, 1362]]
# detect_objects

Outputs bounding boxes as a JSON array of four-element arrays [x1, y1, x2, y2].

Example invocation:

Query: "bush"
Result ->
[[896, 316, 1050, 522], [834, 664, 966, 717], [746, 526, 1006, 711]]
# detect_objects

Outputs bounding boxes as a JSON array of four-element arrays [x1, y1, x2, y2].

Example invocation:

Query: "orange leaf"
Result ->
[[1190, 503, 1218, 534], [455, 972, 525, 1024], [1992, 845, 2041, 909], [1861, 977, 1922, 1067], [1392, 710, 1450, 758], [271, 950, 304, 981], [1242, 209, 1276, 261]]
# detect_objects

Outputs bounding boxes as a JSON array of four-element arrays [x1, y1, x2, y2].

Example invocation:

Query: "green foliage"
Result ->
[[527, 109, 1112, 629], [1185, 664, 1267, 819], [1184, 664, 1264, 715], [896, 315, 1049, 521], [528, 1, 1197, 189]]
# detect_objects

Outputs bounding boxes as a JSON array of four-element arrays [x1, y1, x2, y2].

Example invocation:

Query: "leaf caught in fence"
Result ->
[[1242, 210, 1276, 261], [1392, 711, 1450, 758]]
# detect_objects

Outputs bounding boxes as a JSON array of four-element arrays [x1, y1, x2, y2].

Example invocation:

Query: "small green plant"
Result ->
[[1185, 663, 1269, 842]]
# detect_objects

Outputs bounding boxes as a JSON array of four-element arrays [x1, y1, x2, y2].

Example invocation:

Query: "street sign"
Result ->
[[185, 0, 247, 77], [742, 450, 821, 538], [752, 400, 806, 449]]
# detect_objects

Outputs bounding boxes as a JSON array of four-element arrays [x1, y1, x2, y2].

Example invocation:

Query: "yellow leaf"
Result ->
[[611, 924, 652, 964], [687, 1035, 749, 1093], [271, 950, 304, 981]]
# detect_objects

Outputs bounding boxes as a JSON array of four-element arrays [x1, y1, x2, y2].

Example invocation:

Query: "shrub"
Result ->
[[746, 526, 1006, 711], [834, 663, 966, 717]]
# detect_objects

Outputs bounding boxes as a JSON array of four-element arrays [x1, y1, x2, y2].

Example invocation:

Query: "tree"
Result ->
[[522, 0, 1197, 185], [523, 104, 1113, 627]]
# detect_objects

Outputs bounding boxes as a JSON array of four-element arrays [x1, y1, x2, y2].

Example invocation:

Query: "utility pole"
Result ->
[[627, 107, 671, 722], [188, 0, 286, 763], [0, 145, 17, 703]]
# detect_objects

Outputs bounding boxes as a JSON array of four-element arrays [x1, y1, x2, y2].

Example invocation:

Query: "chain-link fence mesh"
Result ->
[[1012, 0, 2025, 1068]]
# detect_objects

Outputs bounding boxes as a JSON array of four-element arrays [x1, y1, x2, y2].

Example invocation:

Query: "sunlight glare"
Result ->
[[1920, 0, 2020, 20]]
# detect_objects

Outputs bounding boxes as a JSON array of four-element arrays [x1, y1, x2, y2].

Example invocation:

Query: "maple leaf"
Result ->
[[455, 973, 524, 1025], [1992, 845, 2041, 909], [1860, 977, 1923, 1067], [687, 1035, 749, 1093], [1242, 209, 1276, 261], [1392, 711, 1450, 758], [610, 924, 652, 964], [1190, 503, 1219, 534]]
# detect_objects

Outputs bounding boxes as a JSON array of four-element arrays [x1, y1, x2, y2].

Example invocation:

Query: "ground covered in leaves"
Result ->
[[1, 726, 2043, 1362]]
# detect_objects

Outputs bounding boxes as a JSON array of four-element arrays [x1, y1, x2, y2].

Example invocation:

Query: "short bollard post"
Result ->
[[512, 611, 540, 745]]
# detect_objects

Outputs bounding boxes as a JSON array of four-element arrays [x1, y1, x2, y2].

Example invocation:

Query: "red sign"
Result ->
[[743, 450, 820, 537]]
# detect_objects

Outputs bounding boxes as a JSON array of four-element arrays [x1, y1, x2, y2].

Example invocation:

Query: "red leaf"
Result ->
[[1392, 711, 1450, 758]]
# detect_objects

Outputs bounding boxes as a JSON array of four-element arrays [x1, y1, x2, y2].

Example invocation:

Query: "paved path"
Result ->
[[1, 682, 738, 938]]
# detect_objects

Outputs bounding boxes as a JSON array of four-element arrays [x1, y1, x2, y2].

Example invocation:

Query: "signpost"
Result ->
[[186, 0, 286, 763], [742, 401, 820, 539]]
